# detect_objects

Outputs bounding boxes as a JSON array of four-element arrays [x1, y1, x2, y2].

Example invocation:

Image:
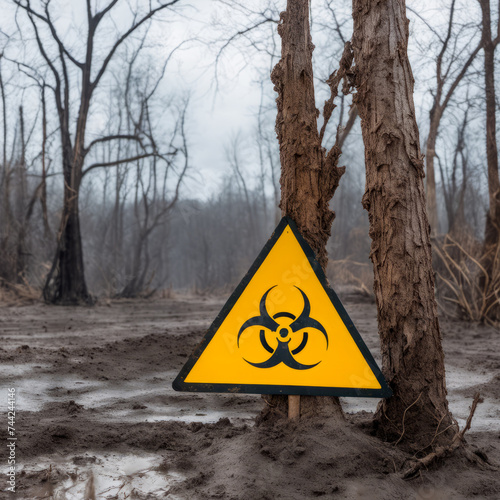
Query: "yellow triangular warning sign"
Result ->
[[173, 217, 391, 398]]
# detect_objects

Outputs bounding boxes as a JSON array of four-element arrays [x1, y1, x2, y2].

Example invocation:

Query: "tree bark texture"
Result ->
[[479, 0, 500, 320], [260, 0, 347, 421], [272, 0, 346, 271], [352, 0, 453, 449]]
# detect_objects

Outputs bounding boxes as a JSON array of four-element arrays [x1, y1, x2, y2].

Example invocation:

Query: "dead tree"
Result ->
[[13, 105, 28, 281], [114, 43, 189, 298], [14, 0, 182, 304], [478, 0, 500, 320], [118, 104, 189, 298], [438, 105, 471, 235], [9, 62, 54, 242], [0, 55, 15, 284], [0, 61, 38, 287], [263, 0, 353, 420], [352, 0, 454, 449], [226, 133, 262, 246], [411, 0, 482, 236], [39, 83, 51, 237]]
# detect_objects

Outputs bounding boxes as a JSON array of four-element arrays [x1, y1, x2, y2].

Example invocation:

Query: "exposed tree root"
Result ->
[[402, 393, 497, 479]]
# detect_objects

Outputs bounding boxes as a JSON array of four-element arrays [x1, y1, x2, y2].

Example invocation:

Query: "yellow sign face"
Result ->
[[173, 217, 391, 397]]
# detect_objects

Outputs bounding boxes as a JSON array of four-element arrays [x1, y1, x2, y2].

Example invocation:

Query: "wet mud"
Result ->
[[1, 294, 499, 499]]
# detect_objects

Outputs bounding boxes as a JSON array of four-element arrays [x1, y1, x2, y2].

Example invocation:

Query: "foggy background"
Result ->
[[0, 0, 491, 299]]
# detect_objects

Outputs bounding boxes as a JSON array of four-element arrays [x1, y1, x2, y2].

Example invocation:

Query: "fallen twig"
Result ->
[[402, 393, 496, 479]]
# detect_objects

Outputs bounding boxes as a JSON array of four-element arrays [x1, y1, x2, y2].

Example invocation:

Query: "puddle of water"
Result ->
[[109, 404, 258, 424], [451, 397, 499, 432], [3, 373, 172, 412], [6, 371, 260, 423], [0, 363, 52, 378], [20, 452, 184, 499], [445, 369, 491, 390], [5, 363, 498, 431], [340, 397, 378, 414], [4, 376, 96, 412]]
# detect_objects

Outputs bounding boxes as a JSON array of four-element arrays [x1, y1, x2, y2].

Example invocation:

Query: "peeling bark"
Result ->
[[272, 0, 347, 270], [261, 0, 349, 420], [352, 0, 453, 449]]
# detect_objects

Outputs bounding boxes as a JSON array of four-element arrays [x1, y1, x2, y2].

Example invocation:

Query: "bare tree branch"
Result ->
[[85, 134, 145, 154], [82, 153, 155, 177], [91, 0, 182, 91]]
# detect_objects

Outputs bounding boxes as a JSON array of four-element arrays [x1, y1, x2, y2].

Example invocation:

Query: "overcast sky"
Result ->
[[148, 1, 273, 200], [142, 0, 481, 200], [1, 0, 485, 201]]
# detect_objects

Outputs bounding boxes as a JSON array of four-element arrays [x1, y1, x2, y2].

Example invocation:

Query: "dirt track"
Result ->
[[1, 294, 499, 499]]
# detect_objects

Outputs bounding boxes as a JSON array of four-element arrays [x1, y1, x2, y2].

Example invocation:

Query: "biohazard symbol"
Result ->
[[237, 286, 328, 370]]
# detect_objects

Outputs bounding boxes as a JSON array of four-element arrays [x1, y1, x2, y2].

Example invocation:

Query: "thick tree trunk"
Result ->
[[43, 85, 93, 304], [261, 0, 346, 420], [352, 0, 453, 449], [43, 171, 91, 305], [479, 0, 500, 320], [272, 0, 345, 270]]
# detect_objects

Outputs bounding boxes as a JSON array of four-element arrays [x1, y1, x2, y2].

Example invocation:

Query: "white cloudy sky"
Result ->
[[0, 0, 485, 200], [144, 0, 277, 199], [142, 0, 483, 199]]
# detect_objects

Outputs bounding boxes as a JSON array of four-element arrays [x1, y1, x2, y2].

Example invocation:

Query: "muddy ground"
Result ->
[[0, 292, 499, 499]]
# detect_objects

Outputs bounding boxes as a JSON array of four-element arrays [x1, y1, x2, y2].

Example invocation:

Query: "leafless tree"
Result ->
[[262, 0, 354, 420], [13, 0, 184, 304], [477, 0, 500, 320], [408, 0, 483, 236], [118, 102, 189, 298], [438, 103, 474, 235], [352, 0, 453, 448], [0, 55, 42, 287]]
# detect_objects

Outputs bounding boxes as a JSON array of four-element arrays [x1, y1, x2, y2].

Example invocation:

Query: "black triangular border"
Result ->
[[172, 216, 392, 398]]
